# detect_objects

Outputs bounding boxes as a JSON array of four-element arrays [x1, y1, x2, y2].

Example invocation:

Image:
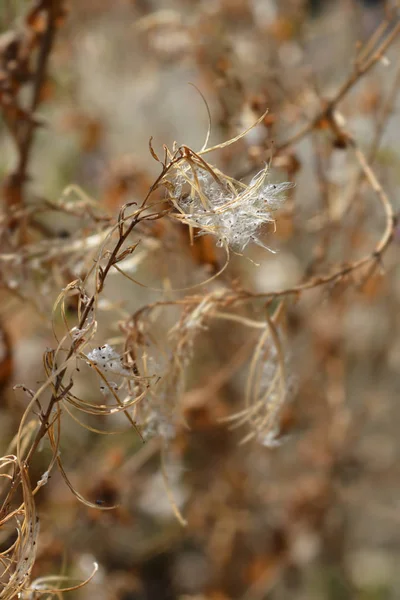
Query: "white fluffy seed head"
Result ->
[[173, 166, 293, 251], [87, 344, 130, 376]]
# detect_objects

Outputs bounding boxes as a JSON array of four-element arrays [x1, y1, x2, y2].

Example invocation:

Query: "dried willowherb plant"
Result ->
[[0, 117, 295, 592], [0, 2, 399, 597], [0, 118, 396, 597]]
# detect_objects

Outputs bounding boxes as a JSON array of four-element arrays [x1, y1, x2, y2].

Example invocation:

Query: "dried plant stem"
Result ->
[[277, 20, 400, 153], [6, 0, 63, 242], [15, 0, 61, 180]]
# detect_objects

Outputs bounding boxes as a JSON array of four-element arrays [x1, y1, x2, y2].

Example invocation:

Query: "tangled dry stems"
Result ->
[[0, 3, 399, 598]]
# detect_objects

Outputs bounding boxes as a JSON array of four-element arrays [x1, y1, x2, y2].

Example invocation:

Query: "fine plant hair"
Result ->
[[0, 2, 399, 598]]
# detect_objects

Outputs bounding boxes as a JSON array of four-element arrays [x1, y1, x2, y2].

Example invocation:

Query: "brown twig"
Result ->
[[4, 0, 63, 240], [277, 19, 400, 154]]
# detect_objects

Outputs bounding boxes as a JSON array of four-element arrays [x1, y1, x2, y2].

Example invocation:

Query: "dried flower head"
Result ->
[[172, 164, 292, 252], [221, 303, 290, 446]]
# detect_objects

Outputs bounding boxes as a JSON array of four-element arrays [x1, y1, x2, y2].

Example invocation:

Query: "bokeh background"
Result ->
[[1, 1, 400, 599]]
